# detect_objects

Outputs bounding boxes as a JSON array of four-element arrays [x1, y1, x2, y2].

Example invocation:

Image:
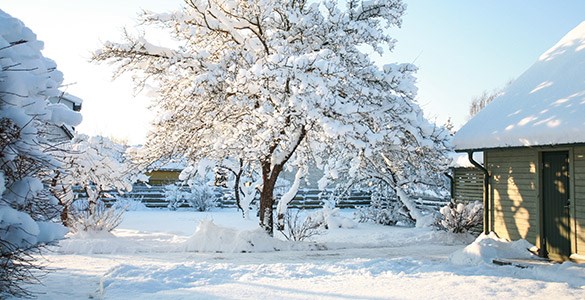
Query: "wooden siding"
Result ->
[[574, 146, 585, 256], [486, 148, 539, 245]]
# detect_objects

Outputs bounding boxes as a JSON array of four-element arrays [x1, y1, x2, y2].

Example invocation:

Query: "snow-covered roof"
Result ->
[[49, 93, 83, 113], [148, 159, 186, 171], [62, 93, 83, 105], [449, 152, 483, 168], [454, 21, 585, 151], [50, 93, 83, 104]]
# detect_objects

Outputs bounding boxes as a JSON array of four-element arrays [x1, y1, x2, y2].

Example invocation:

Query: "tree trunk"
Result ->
[[259, 161, 282, 236], [60, 204, 70, 227], [50, 170, 72, 227], [258, 127, 306, 235], [225, 159, 245, 217], [234, 168, 243, 213]]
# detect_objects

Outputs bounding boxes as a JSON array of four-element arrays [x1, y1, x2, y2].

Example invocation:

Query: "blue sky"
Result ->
[[3, 0, 585, 143], [387, 0, 585, 127]]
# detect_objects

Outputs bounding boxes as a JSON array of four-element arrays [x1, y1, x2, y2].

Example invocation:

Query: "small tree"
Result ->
[[59, 135, 146, 232]]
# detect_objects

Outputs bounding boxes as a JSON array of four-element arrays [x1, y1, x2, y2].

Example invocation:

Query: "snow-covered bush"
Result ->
[[164, 183, 218, 211], [435, 201, 483, 233], [0, 9, 81, 297], [278, 209, 324, 242], [69, 200, 125, 233], [355, 191, 414, 226], [164, 184, 187, 210], [60, 135, 146, 233], [186, 184, 218, 212]]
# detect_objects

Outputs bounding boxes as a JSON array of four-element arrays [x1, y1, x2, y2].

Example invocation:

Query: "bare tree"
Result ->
[[468, 80, 513, 118]]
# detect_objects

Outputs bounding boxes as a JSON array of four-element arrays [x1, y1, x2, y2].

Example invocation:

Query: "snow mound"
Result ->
[[57, 230, 143, 254], [112, 198, 150, 211], [450, 232, 537, 265], [100, 263, 217, 296], [313, 207, 357, 230], [184, 220, 292, 253], [36, 221, 69, 244]]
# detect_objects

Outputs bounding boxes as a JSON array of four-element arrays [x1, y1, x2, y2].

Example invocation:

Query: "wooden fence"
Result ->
[[452, 167, 484, 203], [93, 184, 449, 210]]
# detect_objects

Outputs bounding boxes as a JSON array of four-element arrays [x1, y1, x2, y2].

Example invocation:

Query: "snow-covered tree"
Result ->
[[93, 0, 441, 235], [0, 9, 82, 297], [58, 134, 146, 232], [317, 101, 452, 227], [367, 116, 452, 227]]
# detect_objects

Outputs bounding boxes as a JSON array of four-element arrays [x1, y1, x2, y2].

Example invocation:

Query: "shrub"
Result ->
[[185, 184, 218, 212], [164, 184, 188, 210], [355, 192, 414, 226], [0, 240, 45, 299], [69, 200, 125, 233], [164, 183, 218, 211], [278, 209, 324, 242], [436, 201, 483, 233]]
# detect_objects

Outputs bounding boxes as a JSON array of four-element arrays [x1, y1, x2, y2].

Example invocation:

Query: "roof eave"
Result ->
[[454, 142, 585, 153]]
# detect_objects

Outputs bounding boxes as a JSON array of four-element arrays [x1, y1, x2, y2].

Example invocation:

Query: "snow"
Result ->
[[454, 21, 585, 150], [185, 220, 291, 253], [276, 168, 304, 221], [450, 232, 537, 265], [47, 103, 83, 126], [0, 9, 75, 257], [14, 209, 585, 299], [449, 151, 483, 168]]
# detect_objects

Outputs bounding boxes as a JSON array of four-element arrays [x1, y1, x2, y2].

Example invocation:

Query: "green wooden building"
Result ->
[[453, 22, 585, 262]]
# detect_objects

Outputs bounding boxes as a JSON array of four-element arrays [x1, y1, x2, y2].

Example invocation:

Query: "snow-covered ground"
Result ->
[[16, 209, 585, 299]]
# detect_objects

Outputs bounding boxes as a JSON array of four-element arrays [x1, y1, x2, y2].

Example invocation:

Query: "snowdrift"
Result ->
[[450, 232, 538, 265]]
